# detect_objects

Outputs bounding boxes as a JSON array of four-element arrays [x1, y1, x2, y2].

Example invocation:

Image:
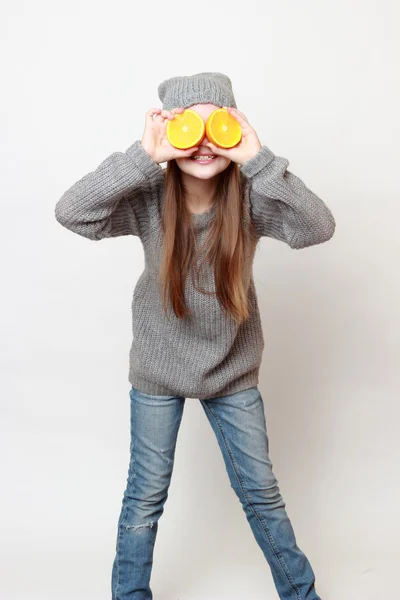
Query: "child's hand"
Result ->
[[205, 107, 262, 167], [141, 107, 199, 164]]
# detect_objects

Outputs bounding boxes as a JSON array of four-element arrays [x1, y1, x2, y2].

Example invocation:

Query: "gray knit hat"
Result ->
[[158, 71, 237, 111]]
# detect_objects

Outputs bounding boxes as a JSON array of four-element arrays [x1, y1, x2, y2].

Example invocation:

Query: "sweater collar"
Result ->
[[191, 201, 217, 229]]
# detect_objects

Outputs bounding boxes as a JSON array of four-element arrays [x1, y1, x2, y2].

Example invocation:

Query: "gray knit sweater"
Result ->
[[55, 140, 335, 399]]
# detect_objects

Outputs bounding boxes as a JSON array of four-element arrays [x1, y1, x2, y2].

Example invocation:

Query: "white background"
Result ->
[[1, 1, 399, 599]]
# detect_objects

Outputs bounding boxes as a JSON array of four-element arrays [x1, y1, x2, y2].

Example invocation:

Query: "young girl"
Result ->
[[55, 72, 335, 600]]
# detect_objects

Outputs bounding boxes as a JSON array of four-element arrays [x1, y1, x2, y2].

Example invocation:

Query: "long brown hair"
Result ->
[[158, 159, 260, 326]]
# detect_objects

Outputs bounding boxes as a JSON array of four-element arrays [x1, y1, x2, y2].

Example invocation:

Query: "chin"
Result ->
[[175, 156, 231, 178]]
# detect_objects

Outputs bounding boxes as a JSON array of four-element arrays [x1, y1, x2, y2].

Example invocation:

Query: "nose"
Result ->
[[199, 134, 210, 146]]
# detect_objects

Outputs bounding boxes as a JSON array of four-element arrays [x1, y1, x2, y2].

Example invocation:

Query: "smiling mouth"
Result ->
[[190, 155, 218, 162]]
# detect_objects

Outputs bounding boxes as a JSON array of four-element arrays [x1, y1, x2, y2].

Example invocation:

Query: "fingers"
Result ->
[[146, 108, 161, 122], [146, 107, 185, 125], [162, 108, 184, 120], [161, 109, 173, 120], [234, 108, 248, 121], [146, 108, 172, 122], [175, 146, 198, 157], [205, 141, 230, 159], [223, 106, 248, 123], [147, 107, 185, 126], [146, 108, 164, 125]]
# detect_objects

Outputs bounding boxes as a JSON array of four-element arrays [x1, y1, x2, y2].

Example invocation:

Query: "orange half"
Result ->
[[166, 109, 205, 149], [205, 108, 242, 148]]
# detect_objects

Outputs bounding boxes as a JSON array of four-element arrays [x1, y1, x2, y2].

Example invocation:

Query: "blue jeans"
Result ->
[[111, 385, 321, 600]]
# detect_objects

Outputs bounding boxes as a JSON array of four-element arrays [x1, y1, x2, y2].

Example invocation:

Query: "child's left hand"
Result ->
[[205, 106, 262, 167]]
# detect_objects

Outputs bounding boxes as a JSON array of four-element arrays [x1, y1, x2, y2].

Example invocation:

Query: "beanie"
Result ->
[[157, 71, 238, 111]]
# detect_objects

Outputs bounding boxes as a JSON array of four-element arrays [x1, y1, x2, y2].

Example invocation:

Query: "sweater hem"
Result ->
[[128, 370, 260, 400]]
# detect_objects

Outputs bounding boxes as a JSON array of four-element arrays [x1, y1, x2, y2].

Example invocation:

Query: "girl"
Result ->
[[55, 72, 335, 600]]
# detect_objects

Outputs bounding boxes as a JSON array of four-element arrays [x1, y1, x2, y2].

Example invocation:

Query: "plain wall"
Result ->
[[1, 0, 399, 599]]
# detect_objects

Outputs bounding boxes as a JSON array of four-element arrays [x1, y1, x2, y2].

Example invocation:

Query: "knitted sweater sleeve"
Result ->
[[240, 145, 336, 249], [54, 140, 163, 241]]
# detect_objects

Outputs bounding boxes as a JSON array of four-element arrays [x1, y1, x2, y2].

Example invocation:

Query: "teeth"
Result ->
[[193, 155, 215, 160]]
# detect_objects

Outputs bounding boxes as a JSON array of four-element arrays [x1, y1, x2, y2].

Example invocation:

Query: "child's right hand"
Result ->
[[141, 107, 199, 164]]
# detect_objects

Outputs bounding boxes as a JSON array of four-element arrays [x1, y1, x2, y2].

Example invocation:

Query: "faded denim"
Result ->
[[111, 385, 321, 600]]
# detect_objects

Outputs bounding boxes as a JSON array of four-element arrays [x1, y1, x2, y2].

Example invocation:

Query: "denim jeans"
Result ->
[[111, 385, 321, 600]]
